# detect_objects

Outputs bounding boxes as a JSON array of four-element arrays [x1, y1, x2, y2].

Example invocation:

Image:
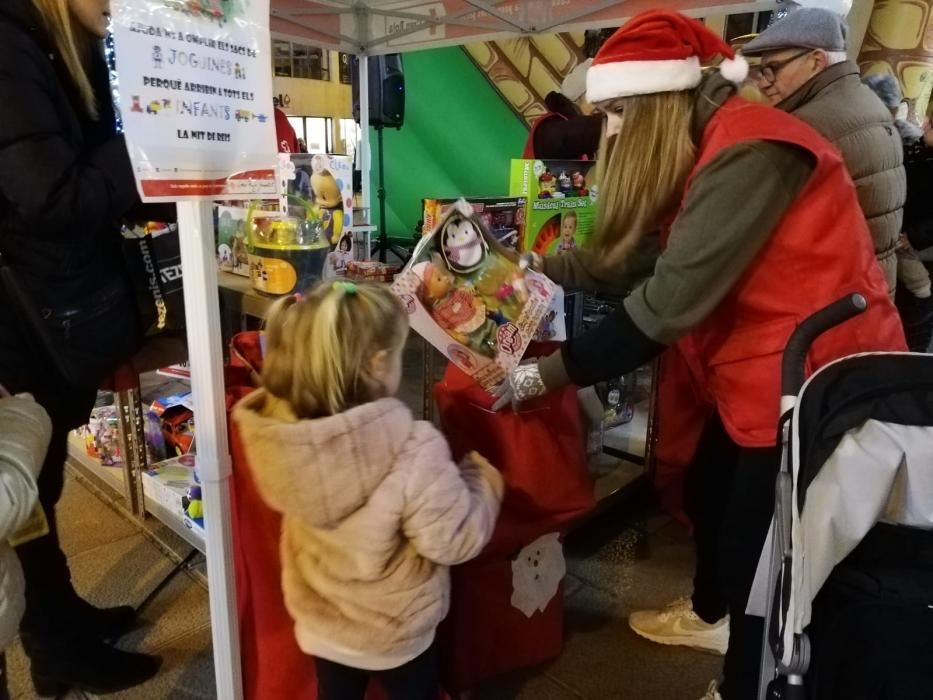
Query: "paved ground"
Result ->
[[6, 474, 721, 699]]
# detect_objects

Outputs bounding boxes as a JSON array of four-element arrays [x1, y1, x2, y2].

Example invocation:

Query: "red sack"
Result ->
[[434, 357, 593, 689]]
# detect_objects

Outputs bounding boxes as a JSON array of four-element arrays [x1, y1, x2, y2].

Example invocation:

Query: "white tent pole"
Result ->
[[359, 53, 372, 227], [176, 200, 243, 700]]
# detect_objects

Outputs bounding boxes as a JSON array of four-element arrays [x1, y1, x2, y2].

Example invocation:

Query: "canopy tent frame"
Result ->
[[181, 1, 778, 697]]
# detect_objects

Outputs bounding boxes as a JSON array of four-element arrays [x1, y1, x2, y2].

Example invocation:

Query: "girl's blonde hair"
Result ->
[[261, 281, 408, 419], [592, 90, 697, 265], [31, 0, 98, 118]]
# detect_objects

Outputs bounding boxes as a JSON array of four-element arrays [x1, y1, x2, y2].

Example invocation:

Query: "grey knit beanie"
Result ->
[[742, 8, 848, 55]]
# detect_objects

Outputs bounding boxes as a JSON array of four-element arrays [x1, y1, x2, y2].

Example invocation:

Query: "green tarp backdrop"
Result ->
[[368, 46, 528, 241]]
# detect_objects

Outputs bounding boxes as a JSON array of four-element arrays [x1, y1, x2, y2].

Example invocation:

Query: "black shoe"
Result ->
[[72, 599, 139, 641], [28, 640, 162, 697]]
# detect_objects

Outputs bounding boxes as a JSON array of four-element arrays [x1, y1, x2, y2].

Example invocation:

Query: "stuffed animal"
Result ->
[[440, 216, 489, 274], [310, 169, 345, 245]]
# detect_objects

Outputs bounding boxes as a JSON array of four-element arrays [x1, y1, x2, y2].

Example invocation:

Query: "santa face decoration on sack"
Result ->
[[511, 533, 567, 618]]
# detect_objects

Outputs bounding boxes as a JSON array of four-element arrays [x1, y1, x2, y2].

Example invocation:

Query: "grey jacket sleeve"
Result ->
[[625, 141, 815, 345], [542, 234, 660, 295], [538, 140, 815, 391]]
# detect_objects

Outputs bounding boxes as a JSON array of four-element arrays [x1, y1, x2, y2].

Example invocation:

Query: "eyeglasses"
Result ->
[[753, 50, 812, 84]]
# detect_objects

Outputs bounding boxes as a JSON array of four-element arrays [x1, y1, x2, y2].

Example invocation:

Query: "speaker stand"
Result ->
[[370, 125, 412, 265]]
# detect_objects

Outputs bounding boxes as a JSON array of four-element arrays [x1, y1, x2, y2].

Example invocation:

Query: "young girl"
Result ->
[[234, 280, 504, 700]]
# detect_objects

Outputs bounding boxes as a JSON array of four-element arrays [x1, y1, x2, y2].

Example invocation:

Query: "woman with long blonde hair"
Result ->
[[0, 0, 161, 694], [494, 10, 906, 699]]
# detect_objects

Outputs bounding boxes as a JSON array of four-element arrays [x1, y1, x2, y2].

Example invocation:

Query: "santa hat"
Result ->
[[586, 11, 749, 103]]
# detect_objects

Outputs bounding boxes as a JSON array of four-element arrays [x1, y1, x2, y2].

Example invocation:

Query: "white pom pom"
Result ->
[[720, 55, 749, 84]]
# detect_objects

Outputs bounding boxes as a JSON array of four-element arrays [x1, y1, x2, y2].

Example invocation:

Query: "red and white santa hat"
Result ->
[[586, 11, 749, 104]]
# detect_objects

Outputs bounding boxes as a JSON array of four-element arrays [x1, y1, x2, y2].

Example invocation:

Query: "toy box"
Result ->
[[83, 405, 123, 467], [289, 154, 354, 250], [423, 197, 527, 252], [509, 159, 599, 254], [150, 393, 195, 456], [392, 199, 555, 390], [216, 206, 253, 277], [345, 260, 399, 283], [142, 454, 204, 538]]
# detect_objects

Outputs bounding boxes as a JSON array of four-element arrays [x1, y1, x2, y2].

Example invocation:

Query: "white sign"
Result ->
[[112, 0, 277, 201]]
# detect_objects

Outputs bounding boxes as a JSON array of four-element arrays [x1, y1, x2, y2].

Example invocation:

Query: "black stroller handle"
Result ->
[[781, 294, 867, 398]]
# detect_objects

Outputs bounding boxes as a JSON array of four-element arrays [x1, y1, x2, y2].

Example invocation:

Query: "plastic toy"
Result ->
[[538, 171, 557, 199], [571, 171, 588, 196], [311, 169, 345, 245], [558, 171, 573, 194], [182, 485, 204, 524]]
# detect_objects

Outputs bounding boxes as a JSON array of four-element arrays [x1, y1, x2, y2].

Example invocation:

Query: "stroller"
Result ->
[[750, 294, 933, 700]]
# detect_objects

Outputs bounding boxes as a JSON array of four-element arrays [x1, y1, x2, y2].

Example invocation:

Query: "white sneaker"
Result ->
[[628, 597, 730, 655], [700, 680, 722, 700]]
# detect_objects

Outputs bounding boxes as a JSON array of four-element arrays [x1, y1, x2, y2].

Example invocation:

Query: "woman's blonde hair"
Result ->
[[31, 0, 98, 118], [261, 281, 408, 419], [592, 90, 697, 264]]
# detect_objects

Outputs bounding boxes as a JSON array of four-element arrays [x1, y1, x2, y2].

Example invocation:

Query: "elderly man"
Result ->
[[742, 8, 908, 298]]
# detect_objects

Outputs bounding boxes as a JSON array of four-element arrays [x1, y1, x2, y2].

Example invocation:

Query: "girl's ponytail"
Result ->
[[260, 281, 407, 419]]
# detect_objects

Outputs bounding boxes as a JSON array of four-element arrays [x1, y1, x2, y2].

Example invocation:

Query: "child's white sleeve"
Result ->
[[0, 397, 51, 540], [402, 427, 504, 566]]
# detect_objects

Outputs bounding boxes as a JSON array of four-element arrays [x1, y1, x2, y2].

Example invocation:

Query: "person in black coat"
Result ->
[[0, 0, 162, 693]]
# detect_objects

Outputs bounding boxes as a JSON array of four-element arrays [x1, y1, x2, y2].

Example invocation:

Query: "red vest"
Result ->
[[665, 98, 906, 448]]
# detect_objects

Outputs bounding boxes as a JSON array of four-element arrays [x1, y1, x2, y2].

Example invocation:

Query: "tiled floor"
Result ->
[[6, 474, 721, 699]]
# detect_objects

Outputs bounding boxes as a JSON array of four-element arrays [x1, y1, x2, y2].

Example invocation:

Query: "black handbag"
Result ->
[[121, 221, 186, 337]]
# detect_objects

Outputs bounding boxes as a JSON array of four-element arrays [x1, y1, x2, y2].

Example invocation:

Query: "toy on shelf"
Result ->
[[183, 485, 204, 525], [291, 154, 353, 247], [83, 405, 122, 467], [393, 199, 555, 389], [245, 204, 330, 296], [510, 159, 599, 254], [345, 260, 398, 283]]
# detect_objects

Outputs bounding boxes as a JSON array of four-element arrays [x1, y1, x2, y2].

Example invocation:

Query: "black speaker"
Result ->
[[351, 54, 405, 128]]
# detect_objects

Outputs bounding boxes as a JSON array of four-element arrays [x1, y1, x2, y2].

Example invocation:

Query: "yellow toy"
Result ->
[[311, 169, 345, 245]]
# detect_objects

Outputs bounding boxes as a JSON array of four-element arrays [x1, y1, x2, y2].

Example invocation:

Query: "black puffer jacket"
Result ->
[[0, 0, 138, 307]]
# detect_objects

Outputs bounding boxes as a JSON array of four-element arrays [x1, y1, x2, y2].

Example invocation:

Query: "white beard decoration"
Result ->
[[510, 533, 566, 618]]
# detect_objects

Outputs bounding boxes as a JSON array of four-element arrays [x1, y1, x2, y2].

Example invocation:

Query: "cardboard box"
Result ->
[[509, 159, 598, 254], [423, 197, 526, 252]]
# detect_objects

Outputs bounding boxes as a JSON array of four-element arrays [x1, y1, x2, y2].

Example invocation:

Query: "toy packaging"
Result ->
[[423, 197, 527, 252], [244, 206, 330, 295], [83, 405, 123, 467], [216, 206, 253, 277], [392, 199, 556, 389], [289, 154, 354, 249], [142, 454, 204, 537], [150, 393, 196, 456], [345, 260, 398, 283], [509, 159, 598, 254]]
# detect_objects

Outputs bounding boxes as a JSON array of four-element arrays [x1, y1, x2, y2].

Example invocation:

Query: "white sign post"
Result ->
[[111, 2, 278, 697]]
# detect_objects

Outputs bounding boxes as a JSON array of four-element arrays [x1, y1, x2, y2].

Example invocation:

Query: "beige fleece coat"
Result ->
[[233, 392, 504, 670]]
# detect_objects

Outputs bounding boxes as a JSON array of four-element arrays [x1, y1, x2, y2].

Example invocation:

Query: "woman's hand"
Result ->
[[491, 362, 549, 411], [519, 252, 544, 273]]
